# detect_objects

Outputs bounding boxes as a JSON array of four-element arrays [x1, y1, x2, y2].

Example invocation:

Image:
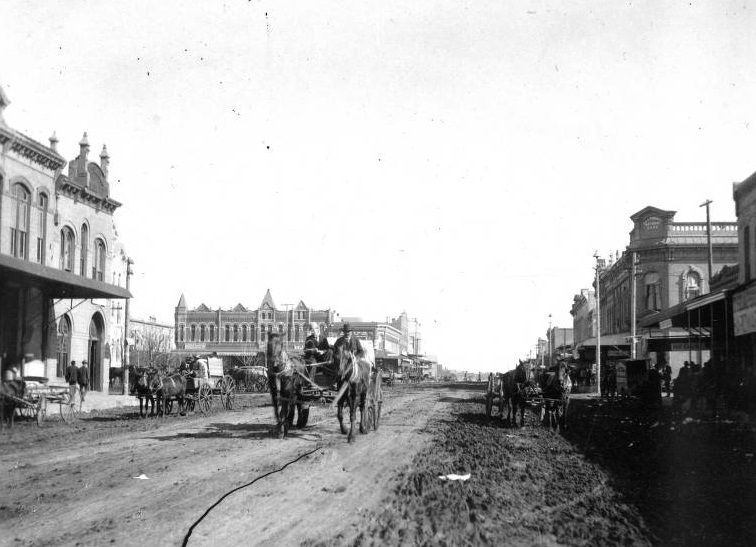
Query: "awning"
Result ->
[[639, 289, 728, 328], [0, 253, 132, 299], [577, 333, 632, 347]]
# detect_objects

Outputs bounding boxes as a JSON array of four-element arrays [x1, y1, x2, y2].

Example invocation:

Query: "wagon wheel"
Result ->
[[256, 376, 269, 393], [198, 384, 212, 414], [372, 372, 383, 430], [184, 396, 196, 413], [60, 392, 79, 423], [216, 376, 236, 410], [485, 374, 494, 417]]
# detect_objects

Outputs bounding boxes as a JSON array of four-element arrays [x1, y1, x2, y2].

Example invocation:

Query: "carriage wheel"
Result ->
[[185, 397, 196, 413], [60, 392, 79, 423], [257, 377, 269, 393], [216, 376, 236, 410], [198, 384, 212, 414]]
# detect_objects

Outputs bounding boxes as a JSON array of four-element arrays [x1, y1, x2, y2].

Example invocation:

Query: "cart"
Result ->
[[179, 357, 236, 414], [1, 379, 79, 427]]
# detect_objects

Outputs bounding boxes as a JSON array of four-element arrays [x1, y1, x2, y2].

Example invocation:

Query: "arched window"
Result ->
[[242, 324, 248, 342], [190, 324, 196, 342], [93, 238, 106, 281], [209, 324, 215, 341], [685, 271, 702, 300], [56, 315, 72, 377], [60, 227, 75, 271], [233, 324, 239, 342], [10, 183, 31, 259], [80, 223, 89, 276], [294, 324, 300, 342], [178, 324, 185, 342], [36, 193, 48, 263], [250, 324, 256, 343], [200, 324, 206, 342], [225, 324, 231, 342], [644, 272, 661, 311]]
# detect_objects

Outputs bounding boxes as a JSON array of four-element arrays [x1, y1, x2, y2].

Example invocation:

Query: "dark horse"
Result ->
[[150, 373, 186, 418], [333, 344, 371, 443], [501, 361, 529, 427], [267, 334, 309, 438], [0, 380, 25, 428], [540, 363, 572, 431], [134, 368, 159, 417]]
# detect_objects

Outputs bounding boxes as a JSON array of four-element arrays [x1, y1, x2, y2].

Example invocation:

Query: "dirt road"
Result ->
[[0, 384, 453, 546]]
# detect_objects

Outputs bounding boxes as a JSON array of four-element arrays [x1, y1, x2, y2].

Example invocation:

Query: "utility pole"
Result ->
[[630, 251, 638, 359], [700, 199, 714, 282], [547, 314, 552, 367], [594, 252, 602, 397], [122, 257, 134, 395]]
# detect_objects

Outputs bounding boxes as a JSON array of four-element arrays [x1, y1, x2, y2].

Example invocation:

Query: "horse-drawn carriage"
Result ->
[[1, 378, 79, 427], [133, 356, 236, 417], [484, 362, 572, 430], [230, 364, 269, 393]]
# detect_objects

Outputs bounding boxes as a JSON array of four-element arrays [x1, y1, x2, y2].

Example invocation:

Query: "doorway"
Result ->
[[88, 313, 104, 391]]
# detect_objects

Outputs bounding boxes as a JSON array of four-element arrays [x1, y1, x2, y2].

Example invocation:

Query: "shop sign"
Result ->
[[734, 284, 756, 336]]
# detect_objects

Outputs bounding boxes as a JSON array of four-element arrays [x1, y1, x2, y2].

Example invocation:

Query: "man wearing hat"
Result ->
[[77, 359, 90, 405], [65, 360, 78, 401], [333, 323, 363, 358]]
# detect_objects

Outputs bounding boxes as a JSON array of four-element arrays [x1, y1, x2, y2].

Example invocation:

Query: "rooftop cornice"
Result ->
[[0, 125, 66, 170], [56, 174, 121, 213]]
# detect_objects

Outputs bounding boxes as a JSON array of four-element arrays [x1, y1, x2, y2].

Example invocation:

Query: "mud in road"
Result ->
[[0, 384, 459, 546]]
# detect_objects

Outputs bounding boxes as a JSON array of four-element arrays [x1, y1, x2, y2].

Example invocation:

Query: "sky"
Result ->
[[2, 0, 756, 372]]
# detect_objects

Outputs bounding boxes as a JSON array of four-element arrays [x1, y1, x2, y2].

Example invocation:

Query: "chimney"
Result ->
[[49, 131, 58, 151], [78, 132, 89, 179], [100, 144, 110, 178]]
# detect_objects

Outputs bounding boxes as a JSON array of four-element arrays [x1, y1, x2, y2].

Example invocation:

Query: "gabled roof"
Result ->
[[195, 303, 211, 312], [232, 303, 247, 312], [294, 300, 308, 311], [260, 289, 276, 309], [177, 294, 187, 308], [630, 206, 676, 222]]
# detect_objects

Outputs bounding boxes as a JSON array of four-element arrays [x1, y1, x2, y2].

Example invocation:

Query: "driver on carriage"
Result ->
[[303, 324, 334, 367], [333, 323, 363, 359]]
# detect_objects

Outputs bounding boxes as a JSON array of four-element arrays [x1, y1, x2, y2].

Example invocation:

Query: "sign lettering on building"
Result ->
[[734, 284, 756, 336]]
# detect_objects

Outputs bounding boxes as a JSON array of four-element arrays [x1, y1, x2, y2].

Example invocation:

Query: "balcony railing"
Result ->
[[668, 222, 737, 232]]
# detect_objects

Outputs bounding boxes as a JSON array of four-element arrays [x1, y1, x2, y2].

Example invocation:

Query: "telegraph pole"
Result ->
[[594, 252, 602, 397], [547, 314, 552, 367], [700, 199, 714, 282], [122, 257, 134, 395], [630, 251, 638, 359]]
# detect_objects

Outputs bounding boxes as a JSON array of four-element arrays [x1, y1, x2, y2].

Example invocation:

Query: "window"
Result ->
[[36, 193, 48, 263], [56, 316, 72, 377], [190, 324, 196, 342], [179, 324, 185, 342], [10, 183, 31, 259], [233, 324, 239, 342], [209, 324, 215, 341], [80, 224, 88, 275], [644, 272, 661, 311], [200, 324, 206, 342], [250, 324, 256, 342], [225, 324, 230, 342], [685, 271, 702, 300], [93, 238, 106, 281], [294, 324, 300, 342], [60, 227, 75, 271], [242, 324, 247, 342]]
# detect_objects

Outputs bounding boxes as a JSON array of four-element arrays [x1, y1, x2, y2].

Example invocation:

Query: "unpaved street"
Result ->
[[0, 385, 450, 546]]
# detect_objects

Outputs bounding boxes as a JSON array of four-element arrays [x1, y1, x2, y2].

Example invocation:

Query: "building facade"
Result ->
[[599, 206, 738, 375], [0, 85, 131, 389], [174, 290, 337, 362], [571, 289, 596, 360], [128, 316, 175, 369], [732, 171, 756, 369]]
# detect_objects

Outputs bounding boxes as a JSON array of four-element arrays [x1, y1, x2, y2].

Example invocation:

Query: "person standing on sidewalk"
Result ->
[[78, 359, 90, 405], [662, 363, 672, 397], [65, 360, 78, 401]]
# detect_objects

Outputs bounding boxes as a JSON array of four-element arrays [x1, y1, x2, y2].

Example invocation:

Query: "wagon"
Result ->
[[1, 379, 79, 427], [178, 357, 236, 414]]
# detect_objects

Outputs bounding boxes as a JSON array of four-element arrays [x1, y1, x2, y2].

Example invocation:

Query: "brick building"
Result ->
[[174, 290, 337, 362], [571, 289, 596, 360], [0, 85, 131, 389], [598, 206, 738, 376]]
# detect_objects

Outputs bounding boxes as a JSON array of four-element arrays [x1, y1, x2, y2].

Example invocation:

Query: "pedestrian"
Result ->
[[78, 359, 90, 405], [65, 360, 78, 401], [662, 363, 672, 397]]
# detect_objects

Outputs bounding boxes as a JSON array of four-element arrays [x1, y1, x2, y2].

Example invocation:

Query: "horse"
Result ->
[[266, 335, 310, 438], [134, 368, 159, 417], [333, 342, 372, 443], [540, 363, 572, 431], [150, 373, 186, 418], [501, 362, 529, 427]]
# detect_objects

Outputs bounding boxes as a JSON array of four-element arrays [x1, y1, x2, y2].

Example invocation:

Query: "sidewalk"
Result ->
[[76, 390, 136, 413]]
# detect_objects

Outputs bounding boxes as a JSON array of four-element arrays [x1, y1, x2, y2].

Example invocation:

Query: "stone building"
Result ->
[[0, 85, 131, 389], [599, 206, 738, 376], [732, 171, 756, 368], [571, 289, 596, 360], [128, 316, 175, 369], [174, 289, 337, 363]]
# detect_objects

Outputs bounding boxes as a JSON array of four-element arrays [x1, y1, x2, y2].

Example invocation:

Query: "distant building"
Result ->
[[571, 289, 596, 361], [0, 85, 131, 390], [128, 316, 175, 369], [174, 290, 336, 364], [547, 327, 574, 362]]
